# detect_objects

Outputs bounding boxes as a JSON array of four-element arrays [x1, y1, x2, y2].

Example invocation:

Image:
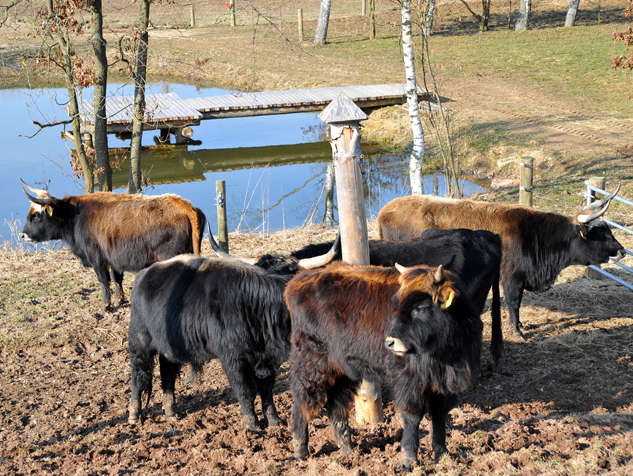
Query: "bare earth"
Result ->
[[2, 0, 633, 474]]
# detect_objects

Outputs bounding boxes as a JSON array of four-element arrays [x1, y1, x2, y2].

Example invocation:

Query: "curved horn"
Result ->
[[23, 187, 52, 206], [577, 200, 613, 224], [434, 265, 444, 283], [583, 183, 620, 212], [20, 178, 48, 197], [395, 262, 407, 274], [296, 230, 341, 270], [207, 223, 256, 264]]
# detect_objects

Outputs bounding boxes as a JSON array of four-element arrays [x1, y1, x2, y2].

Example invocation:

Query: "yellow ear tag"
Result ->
[[441, 290, 455, 310], [47, 207, 53, 216], [579, 229, 585, 239]]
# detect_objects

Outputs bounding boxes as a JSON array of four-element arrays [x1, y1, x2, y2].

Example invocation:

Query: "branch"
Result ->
[[0, 0, 24, 28], [21, 118, 72, 139], [457, 0, 483, 22]]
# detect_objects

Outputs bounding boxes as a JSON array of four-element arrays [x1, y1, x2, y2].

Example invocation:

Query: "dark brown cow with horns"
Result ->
[[377, 186, 625, 340], [20, 180, 206, 311], [285, 262, 483, 471]]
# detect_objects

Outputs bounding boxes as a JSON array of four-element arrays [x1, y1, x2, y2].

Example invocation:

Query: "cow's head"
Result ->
[[208, 223, 339, 275], [20, 179, 63, 243], [572, 184, 625, 265], [385, 264, 461, 357]]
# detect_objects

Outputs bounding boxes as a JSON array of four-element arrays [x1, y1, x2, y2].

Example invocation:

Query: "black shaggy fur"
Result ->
[[127, 254, 299, 430], [285, 263, 483, 472], [291, 228, 503, 363]]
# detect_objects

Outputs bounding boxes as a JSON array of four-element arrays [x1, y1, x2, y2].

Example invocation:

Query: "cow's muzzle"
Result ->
[[20, 233, 33, 243], [385, 336, 408, 356], [609, 249, 626, 264]]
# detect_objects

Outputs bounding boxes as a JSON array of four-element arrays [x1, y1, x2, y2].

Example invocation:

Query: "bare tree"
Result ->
[[89, 0, 111, 192], [400, 0, 423, 194], [458, 0, 491, 31], [129, 0, 150, 194], [369, 0, 376, 39], [41, 0, 94, 193], [515, 0, 531, 30], [565, 0, 581, 27], [425, 0, 436, 36], [314, 0, 331, 44]]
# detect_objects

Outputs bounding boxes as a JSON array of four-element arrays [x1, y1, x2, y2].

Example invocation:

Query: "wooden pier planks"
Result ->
[[76, 84, 429, 134]]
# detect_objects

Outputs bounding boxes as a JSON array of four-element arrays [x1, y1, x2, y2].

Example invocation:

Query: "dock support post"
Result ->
[[190, 5, 195, 28], [216, 180, 229, 253], [84, 133, 94, 150], [230, 0, 236, 26]]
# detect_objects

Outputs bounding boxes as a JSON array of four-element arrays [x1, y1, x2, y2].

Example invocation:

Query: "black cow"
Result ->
[[127, 231, 338, 429], [20, 180, 206, 311], [285, 263, 483, 471], [291, 228, 503, 363], [377, 187, 626, 340]]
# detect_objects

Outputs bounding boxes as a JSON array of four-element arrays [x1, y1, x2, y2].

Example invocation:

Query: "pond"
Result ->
[[0, 82, 489, 244]]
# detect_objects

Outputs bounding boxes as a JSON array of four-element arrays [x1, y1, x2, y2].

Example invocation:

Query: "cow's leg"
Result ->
[[490, 273, 504, 366], [159, 355, 180, 421], [326, 376, 357, 456], [128, 339, 154, 425], [427, 391, 456, 461], [400, 410, 423, 472], [222, 362, 259, 430], [92, 263, 112, 312], [111, 268, 126, 307], [255, 375, 282, 427], [501, 276, 526, 341]]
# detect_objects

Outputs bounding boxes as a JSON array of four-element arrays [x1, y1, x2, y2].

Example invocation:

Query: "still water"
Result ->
[[0, 82, 488, 243]]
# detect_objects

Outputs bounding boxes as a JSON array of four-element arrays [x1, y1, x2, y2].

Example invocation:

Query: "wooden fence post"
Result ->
[[319, 93, 384, 426], [519, 156, 533, 207], [230, 0, 236, 27], [362, 0, 366, 16], [216, 180, 229, 253], [585, 176, 607, 280], [298, 9, 304, 41], [190, 5, 195, 28]]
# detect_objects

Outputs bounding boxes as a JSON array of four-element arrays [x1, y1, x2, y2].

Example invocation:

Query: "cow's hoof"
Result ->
[[264, 415, 282, 428], [100, 302, 111, 313], [242, 415, 259, 431], [401, 455, 416, 473], [432, 445, 448, 462], [340, 443, 355, 457]]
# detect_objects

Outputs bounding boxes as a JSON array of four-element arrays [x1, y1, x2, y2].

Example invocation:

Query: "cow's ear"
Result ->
[[438, 284, 458, 310], [46, 206, 54, 216], [577, 224, 589, 239]]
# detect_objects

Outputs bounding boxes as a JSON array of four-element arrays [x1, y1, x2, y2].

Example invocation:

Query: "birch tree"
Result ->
[[129, 0, 150, 194], [515, 0, 531, 30], [565, 0, 581, 27], [401, 0, 424, 195], [425, 0, 436, 36], [314, 0, 331, 45]]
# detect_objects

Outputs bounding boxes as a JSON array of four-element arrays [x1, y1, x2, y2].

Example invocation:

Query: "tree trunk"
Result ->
[[425, 0, 437, 37], [369, 0, 376, 39], [129, 0, 150, 194], [401, 0, 424, 195], [515, 0, 531, 30], [565, 0, 581, 27], [481, 0, 490, 31], [47, 0, 93, 193], [314, 0, 331, 45], [90, 0, 111, 192]]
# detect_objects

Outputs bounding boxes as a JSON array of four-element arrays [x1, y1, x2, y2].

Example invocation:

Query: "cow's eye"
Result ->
[[411, 302, 431, 320]]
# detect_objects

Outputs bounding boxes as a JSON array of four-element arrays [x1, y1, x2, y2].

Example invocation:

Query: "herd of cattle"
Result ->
[[19, 180, 625, 471]]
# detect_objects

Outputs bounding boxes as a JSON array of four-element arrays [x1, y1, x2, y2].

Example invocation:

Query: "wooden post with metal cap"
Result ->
[[319, 92, 384, 425]]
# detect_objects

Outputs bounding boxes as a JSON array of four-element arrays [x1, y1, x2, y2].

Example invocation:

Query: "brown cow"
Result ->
[[377, 188, 625, 340], [285, 263, 483, 471], [21, 180, 205, 311]]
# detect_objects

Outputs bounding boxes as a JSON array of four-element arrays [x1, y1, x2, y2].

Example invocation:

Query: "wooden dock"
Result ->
[[76, 84, 429, 144]]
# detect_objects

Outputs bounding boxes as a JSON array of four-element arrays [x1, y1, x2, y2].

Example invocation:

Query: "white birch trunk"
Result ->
[[565, 0, 581, 27], [401, 1, 424, 195], [515, 0, 531, 30], [425, 0, 436, 37], [314, 0, 332, 45]]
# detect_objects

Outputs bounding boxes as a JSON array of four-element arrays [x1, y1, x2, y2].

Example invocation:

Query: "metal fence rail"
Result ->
[[585, 181, 633, 291]]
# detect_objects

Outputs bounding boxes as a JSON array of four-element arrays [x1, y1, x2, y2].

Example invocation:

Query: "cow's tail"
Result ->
[[190, 207, 206, 255]]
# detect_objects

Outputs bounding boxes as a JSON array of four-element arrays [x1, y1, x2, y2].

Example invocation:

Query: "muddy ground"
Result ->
[[1, 222, 632, 476], [2, 0, 633, 474]]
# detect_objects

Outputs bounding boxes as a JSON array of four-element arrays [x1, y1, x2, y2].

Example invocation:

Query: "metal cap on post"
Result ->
[[320, 93, 382, 425], [585, 177, 607, 280]]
